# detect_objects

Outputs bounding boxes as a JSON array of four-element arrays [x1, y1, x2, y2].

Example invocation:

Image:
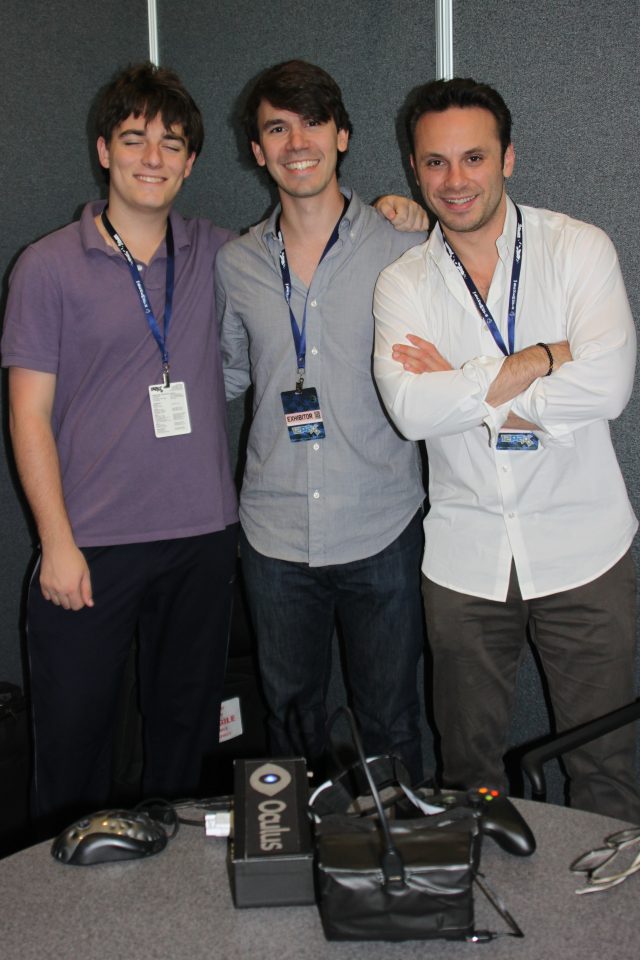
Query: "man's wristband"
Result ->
[[537, 342, 554, 377]]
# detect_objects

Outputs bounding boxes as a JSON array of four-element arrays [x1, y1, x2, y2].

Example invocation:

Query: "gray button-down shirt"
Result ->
[[216, 189, 425, 566]]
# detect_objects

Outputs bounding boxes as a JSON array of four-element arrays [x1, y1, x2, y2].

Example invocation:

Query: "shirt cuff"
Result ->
[[462, 355, 509, 442], [511, 385, 576, 444]]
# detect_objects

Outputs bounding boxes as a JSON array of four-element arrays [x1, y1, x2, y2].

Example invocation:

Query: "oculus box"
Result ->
[[229, 758, 315, 907]]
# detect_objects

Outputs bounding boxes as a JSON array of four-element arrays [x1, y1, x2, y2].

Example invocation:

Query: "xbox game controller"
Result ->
[[425, 787, 536, 856]]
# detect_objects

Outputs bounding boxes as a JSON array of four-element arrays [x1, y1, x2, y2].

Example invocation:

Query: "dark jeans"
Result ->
[[28, 528, 238, 832], [423, 551, 640, 823], [240, 512, 425, 783]]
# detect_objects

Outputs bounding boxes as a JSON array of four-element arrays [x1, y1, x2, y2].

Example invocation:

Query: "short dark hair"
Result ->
[[242, 59, 353, 145], [96, 62, 204, 157], [407, 78, 512, 158]]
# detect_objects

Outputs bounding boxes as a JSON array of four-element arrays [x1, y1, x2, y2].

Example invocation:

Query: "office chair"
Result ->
[[521, 698, 640, 802]]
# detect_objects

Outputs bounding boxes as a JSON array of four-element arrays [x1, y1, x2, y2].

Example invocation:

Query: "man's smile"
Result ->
[[283, 159, 319, 171], [441, 195, 478, 206], [134, 174, 167, 183]]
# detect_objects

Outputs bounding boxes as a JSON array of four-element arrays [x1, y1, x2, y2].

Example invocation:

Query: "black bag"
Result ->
[[311, 708, 521, 943], [315, 811, 479, 941]]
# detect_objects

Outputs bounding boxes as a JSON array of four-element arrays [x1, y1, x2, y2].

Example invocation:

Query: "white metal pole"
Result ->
[[148, 0, 159, 65], [435, 0, 453, 79]]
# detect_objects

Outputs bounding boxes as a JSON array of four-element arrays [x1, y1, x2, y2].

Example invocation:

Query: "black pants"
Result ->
[[27, 528, 237, 831], [423, 552, 640, 823]]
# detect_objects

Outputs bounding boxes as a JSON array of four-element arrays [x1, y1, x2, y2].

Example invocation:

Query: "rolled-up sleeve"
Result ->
[[509, 226, 636, 437]]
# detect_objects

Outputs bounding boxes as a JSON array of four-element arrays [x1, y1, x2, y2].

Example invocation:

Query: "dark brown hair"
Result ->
[[242, 59, 353, 145], [407, 78, 512, 159], [96, 62, 204, 157]]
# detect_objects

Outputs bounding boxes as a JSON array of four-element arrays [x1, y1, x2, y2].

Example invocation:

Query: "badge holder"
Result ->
[[281, 386, 326, 443]]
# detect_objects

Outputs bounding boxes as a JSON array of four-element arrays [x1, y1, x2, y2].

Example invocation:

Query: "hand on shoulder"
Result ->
[[374, 195, 429, 233]]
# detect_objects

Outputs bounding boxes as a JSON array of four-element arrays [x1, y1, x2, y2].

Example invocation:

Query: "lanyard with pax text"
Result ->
[[276, 194, 348, 391], [441, 203, 523, 358], [276, 195, 348, 443], [441, 205, 536, 451], [101, 207, 191, 438]]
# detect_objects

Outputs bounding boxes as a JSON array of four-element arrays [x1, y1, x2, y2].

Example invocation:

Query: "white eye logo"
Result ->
[[249, 763, 292, 797]]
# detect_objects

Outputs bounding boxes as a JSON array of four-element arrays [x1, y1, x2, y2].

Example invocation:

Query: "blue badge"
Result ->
[[496, 432, 539, 451], [281, 388, 326, 443]]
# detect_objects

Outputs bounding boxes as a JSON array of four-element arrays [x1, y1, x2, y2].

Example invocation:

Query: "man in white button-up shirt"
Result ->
[[373, 77, 640, 821]]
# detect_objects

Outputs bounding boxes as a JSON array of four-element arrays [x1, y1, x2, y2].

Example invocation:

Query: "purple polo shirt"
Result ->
[[2, 201, 238, 546]]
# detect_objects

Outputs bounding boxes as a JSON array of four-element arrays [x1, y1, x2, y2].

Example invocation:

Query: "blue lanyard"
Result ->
[[101, 208, 175, 386], [276, 196, 349, 391], [441, 204, 523, 357]]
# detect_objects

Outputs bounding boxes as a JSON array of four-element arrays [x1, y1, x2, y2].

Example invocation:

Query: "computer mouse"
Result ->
[[51, 809, 168, 865]]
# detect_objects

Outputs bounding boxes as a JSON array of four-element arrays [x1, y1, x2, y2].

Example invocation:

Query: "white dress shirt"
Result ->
[[373, 199, 637, 600]]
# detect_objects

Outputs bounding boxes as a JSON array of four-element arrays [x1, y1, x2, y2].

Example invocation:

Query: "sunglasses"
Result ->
[[570, 827, 640, 894]]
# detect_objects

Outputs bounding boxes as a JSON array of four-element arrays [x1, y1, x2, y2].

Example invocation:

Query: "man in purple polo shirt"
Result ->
[[1, 63, 238, 830]]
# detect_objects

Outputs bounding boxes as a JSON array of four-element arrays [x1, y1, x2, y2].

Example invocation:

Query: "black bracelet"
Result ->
[[537, 341, 554, 377]]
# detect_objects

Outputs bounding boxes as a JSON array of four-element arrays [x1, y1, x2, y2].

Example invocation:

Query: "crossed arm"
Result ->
[[8, 367, 93, 610], [373, 226, 635, 443], [391, 335, 573, 430]]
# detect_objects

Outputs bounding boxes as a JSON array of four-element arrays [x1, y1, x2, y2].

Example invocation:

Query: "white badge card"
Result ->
[[148, 382, 192, 438], [219, 696, 243, 743]]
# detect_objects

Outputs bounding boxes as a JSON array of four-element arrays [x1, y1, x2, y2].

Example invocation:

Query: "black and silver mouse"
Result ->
[[51, 809, 168, 865]]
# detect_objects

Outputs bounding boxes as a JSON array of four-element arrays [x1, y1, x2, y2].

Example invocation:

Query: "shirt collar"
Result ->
[[496, 195, 518, 264], [81, 200, 109, 254], [429, 193, 517, 268], [261, 185, 359, 246], [81, 200, 191, 258]]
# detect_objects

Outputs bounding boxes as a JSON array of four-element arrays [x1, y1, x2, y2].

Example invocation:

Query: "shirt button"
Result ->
[[311, 347, 318, 356], [313, 443, 320, 451], [508, 512, 515, 519], [310, 299, 317, 307], [502, 465, 509, 473], [313, 490, 320, 499]]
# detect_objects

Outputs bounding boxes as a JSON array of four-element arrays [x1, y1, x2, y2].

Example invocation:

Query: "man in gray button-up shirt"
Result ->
[[217, 60, 426, 781]]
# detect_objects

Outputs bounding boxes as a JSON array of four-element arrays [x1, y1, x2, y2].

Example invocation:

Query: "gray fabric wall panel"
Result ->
[[158, 0, 439, 775], [453, 0, 640, 781], [453, 0, 640, 508], [157, 0, 436, 231], [0, 1, 150, 683], [158, 0, 437, 488]]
